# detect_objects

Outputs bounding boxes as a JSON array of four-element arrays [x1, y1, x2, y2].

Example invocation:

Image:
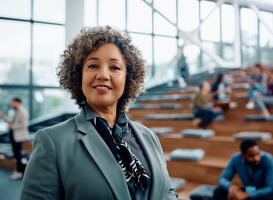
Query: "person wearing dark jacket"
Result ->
[[211, 73, 232, 108]]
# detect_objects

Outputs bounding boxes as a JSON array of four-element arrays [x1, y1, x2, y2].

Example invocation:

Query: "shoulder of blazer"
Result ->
[[39, 117, 77, 139], [130, 121, 160, 145]]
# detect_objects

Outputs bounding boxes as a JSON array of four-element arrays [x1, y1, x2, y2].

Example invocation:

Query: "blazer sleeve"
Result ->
[[12, 111, 29, 131], [153, 131, 178, 200], [20, 130, 64, 200]]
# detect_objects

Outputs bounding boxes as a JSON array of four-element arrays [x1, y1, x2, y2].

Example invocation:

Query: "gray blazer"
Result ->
[[20, 108, 178, 200], [3, 107, 29, 142]]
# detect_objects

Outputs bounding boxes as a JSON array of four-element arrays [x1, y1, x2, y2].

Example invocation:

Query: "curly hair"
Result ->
[[57, 26, 148, 110]]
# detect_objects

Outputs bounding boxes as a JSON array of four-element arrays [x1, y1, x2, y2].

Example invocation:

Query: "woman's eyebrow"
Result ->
[[87, 57, 99, 62]]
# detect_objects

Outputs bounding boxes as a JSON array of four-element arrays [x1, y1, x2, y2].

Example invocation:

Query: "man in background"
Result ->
[[1, 98, 29, 180], [213, 139, 273, 200]]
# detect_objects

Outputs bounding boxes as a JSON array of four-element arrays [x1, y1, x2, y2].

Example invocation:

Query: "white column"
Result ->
[[233, 0, 241, 68], [63, 0, 85, 113], [66, 0, 85, 46]]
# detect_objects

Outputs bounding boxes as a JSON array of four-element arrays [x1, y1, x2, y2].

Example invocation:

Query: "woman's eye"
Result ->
[[112, 66, 120, 70], [88, 65, 97, 69]]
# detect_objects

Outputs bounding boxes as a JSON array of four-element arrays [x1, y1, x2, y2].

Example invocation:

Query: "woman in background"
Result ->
[[253, 69, 273, 117], [246, 64, 267, 109], [211, 73, 232, 109]]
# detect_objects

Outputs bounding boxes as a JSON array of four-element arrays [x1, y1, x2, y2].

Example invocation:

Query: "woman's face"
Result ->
[[82, 43, 126, 109], [253, 66, 261, 75]]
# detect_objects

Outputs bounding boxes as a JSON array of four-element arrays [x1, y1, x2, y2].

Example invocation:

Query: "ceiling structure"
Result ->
[[220, 0, 273, 12]]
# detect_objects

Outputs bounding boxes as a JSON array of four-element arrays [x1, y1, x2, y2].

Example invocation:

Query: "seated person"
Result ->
[[246, 64, 267, 109], [192, 81, 222, 128], [213, 139, 273, 200], [211, 73, 232, 108], [253, 69, 273, 117]]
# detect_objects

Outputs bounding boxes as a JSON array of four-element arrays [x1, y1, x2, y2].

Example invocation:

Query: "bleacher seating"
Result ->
[[127, 66, 273, 199], [1, 66, 273, 200]]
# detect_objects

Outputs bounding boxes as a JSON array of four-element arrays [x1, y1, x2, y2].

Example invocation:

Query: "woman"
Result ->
[[211, 73, 232, 108], [246, 64, 267, 109], [253, 69, 273, 116], [20, 26, 178, 200]]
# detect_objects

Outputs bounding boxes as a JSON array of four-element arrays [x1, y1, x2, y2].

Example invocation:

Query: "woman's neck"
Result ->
[[88, 103, 117, 128]]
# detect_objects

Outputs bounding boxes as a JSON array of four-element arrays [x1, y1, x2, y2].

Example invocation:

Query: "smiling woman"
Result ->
[[20, 26, 178, 200]]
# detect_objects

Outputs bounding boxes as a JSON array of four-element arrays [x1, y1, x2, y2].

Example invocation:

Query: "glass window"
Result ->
[[32, 89, 65, 119], [0, 0, 31, 20], [261, 49, 273, 64], [183, 45, 200, 74], [223, 44, 234, 66], [33, 0, 65, 24], [84, 0, 97, 27], [154, 36, 177, 74], [0, 20, 31, 85], [98, 0, 125, 31], [127, 0, 152, 34], [130, 33, 153, 66], [241, 46, 258, 67], [32, 23, 65, 86], [259, 11, 273, 48], [201, 42, 221, 68], [0, 88, 29, 119], [241, 8, 258, 46], [154, 0, 176, 24], [200, 1, 220, 42], [221, 4, 235, 43], [178, 0, 199, 32], [154, 12, 177, 36]]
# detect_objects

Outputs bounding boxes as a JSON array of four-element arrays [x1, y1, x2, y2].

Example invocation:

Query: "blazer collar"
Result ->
[[128, 121, 167, 200], [74, 109, 131, 200]]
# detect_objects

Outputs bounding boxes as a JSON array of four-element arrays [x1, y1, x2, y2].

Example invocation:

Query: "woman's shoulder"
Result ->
[[131, 121, 157, 139], [37, 117, 76, 139]]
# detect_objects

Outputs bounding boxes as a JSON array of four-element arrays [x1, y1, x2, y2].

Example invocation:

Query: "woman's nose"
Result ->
[[96, 66, 110, 80]]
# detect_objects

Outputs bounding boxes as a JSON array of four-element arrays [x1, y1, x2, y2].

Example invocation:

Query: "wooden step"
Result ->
[[159, 134, 273, 159], [166, 155, 242, 186], [128, 107, 270, 121], [139, 97, 249, 108], [141, 118, 272, 136]]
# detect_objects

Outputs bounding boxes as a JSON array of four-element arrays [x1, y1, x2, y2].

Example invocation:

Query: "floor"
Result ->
[[0, 168, 22, 200]]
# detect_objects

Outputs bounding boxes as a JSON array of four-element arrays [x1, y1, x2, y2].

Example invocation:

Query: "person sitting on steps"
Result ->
[[246, 64, 267, 109], [213, 139, 273, 200], [192, 81, 222, 128], [211, 73, 232, 109], [253, 69, 273, 117]]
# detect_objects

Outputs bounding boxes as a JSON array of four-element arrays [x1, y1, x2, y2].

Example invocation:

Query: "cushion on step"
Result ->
[[145, 114, 193, 120], [234, 132, 272, 141], [129, 104, 157, 109], [169, 149, 205, 161], [133, 121, 143, 125], [140, 95, 193, 101], [213, 114, 224, 121], [170, 178, 186, 191], [244, 115, 273, 121], [190, 185, 217, 200], [150, 127, 173, 135], [158, 104, 182, 109], [181, 129, 215, 138]]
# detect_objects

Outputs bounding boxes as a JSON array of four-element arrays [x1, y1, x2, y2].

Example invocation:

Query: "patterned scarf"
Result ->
[[94, 117, 150, 192]]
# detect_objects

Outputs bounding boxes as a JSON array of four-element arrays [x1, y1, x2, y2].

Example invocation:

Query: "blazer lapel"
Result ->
[[129, 121, 166, 200], [74, 109, 131, 200]]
